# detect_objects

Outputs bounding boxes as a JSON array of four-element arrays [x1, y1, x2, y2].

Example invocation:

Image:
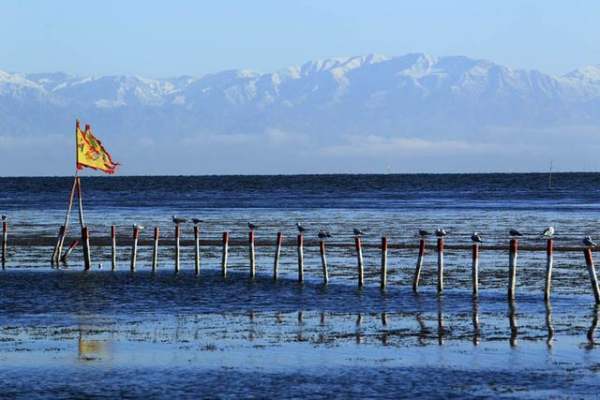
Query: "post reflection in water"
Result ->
[[416, 313, 428, 345], [248, 310, 256, 341], [355, 313, 363, 344], [587, 305, 599, 348], [380, 312, 388, 346], [437, 299, 445, 346], [545, 301, 554, 348], [297, 311, 304, 342], [472, 299, 480, 346], [508, 301, 518, 347]]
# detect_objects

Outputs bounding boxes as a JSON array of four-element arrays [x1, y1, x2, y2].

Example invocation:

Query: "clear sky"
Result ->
[[1, 0, 599, 77]]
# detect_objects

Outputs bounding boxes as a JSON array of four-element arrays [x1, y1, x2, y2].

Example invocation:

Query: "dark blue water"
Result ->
[[1, 174, 600, 398]]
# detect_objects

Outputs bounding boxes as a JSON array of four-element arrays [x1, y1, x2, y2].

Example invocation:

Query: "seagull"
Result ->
[[353, 228, 365, 236], [98, 263, 103, 270], [1, 215, 5, 221], [418, 229, 431, 237], [172, 215, 187, 224], [471, 232, 483, 243], [509, 229, 523, 237], [541, 226, 555, 238], [191, 218, 204, 225], [583, 236, 597, 247], [318, 230, 332, 239], [435, 228, 447, 237], [133, 224, 144, 230], [248, 222, 258, 231], [296, 223, 306, 233]]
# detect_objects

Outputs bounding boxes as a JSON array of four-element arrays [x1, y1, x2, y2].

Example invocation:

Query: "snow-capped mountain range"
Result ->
[[2, 53, 600, 174]]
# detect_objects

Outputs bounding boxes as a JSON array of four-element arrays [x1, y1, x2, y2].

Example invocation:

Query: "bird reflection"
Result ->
[[545, 301, 554, 348], [472, 299, 480, 346], [508, 301, 518, 347]]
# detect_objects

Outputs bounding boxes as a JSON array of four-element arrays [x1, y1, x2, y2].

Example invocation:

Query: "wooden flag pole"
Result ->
[[53, 176, 78, 266], [76, 175, 91, 270]]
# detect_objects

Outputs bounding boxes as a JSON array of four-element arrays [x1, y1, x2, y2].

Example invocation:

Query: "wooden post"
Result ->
[[174, 224, 181, 273], [380, 236, 388, 289], [355, 236, 364, 288], [1, 220, 7, 269], [472, 243, 479, 297], [297, 234, 304, 283], [130, 225, 140, 272], [111, 225, 117, 271], [152, 227, 159, 272], [437, 237, 444, 294], [412, 239, 425, 292], [583, 248, 600, 304], [319, 240, 328, 284], [194, 225, 201, 275], [273, 232, 283, 280], [544, 239, 554, 301], [81, 226, 91, 271], [52, 225, 65, 267], [508, 239, 518, 300], [249, 230, 256, 278], [60, 240, 79, 264], [222, 232, 229, 278]]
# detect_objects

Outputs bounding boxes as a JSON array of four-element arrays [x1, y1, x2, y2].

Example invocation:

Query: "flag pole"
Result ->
[[78, 124, 91, 270], [52, 120, 80, 266]]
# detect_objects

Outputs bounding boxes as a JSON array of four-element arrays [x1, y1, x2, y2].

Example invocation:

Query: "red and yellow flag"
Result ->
[[76, 121, 119, 174]]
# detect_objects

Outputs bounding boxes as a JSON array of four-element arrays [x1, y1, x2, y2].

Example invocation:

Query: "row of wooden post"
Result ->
[[120, 225, 600, 304], [7, 219, 600, 304]]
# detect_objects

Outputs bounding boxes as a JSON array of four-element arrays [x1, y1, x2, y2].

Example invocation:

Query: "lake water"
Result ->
[[1, 174, 599, 398]]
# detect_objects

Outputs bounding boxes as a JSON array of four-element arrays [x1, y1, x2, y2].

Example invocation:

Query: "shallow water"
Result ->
[[1, 174, 600, 398]]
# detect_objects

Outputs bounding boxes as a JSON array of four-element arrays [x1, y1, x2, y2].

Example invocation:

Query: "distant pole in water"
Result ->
[[544, 239, 554, 301], [193, 224, 201, 275], [355, 236, 364, 288], [221, 232, 229, 278], [297, 233, 304, 283], [413, 239, 426, 292], [61, 240, 79, 264], [174, 224, 181, 273], [472, 242, 480, 297], [319, 239, 329, 284], [437, 237, 444, 294], [508, 239, 519, 300], [249, 230, 256, 279], [152, 227, 159, 272], [111, 225, 117, 271], [1, 219, 7, 269], [380, 236, 388, 290], [273, 232, 283, 280], [583, 248, 600, 304], [548, 160, 553, 189], [130, 225, 140, 272], [81, 226, 91, 271]]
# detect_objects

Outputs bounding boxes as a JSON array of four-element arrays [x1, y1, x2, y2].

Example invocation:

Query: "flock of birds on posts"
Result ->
[[129, 217, 600, 247]]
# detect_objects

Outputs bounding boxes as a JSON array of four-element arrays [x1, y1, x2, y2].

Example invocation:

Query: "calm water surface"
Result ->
[[1, 174, 600, 398]]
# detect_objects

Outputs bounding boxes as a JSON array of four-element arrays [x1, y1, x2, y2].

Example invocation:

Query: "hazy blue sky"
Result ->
[[1, 0, 598, 76]]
